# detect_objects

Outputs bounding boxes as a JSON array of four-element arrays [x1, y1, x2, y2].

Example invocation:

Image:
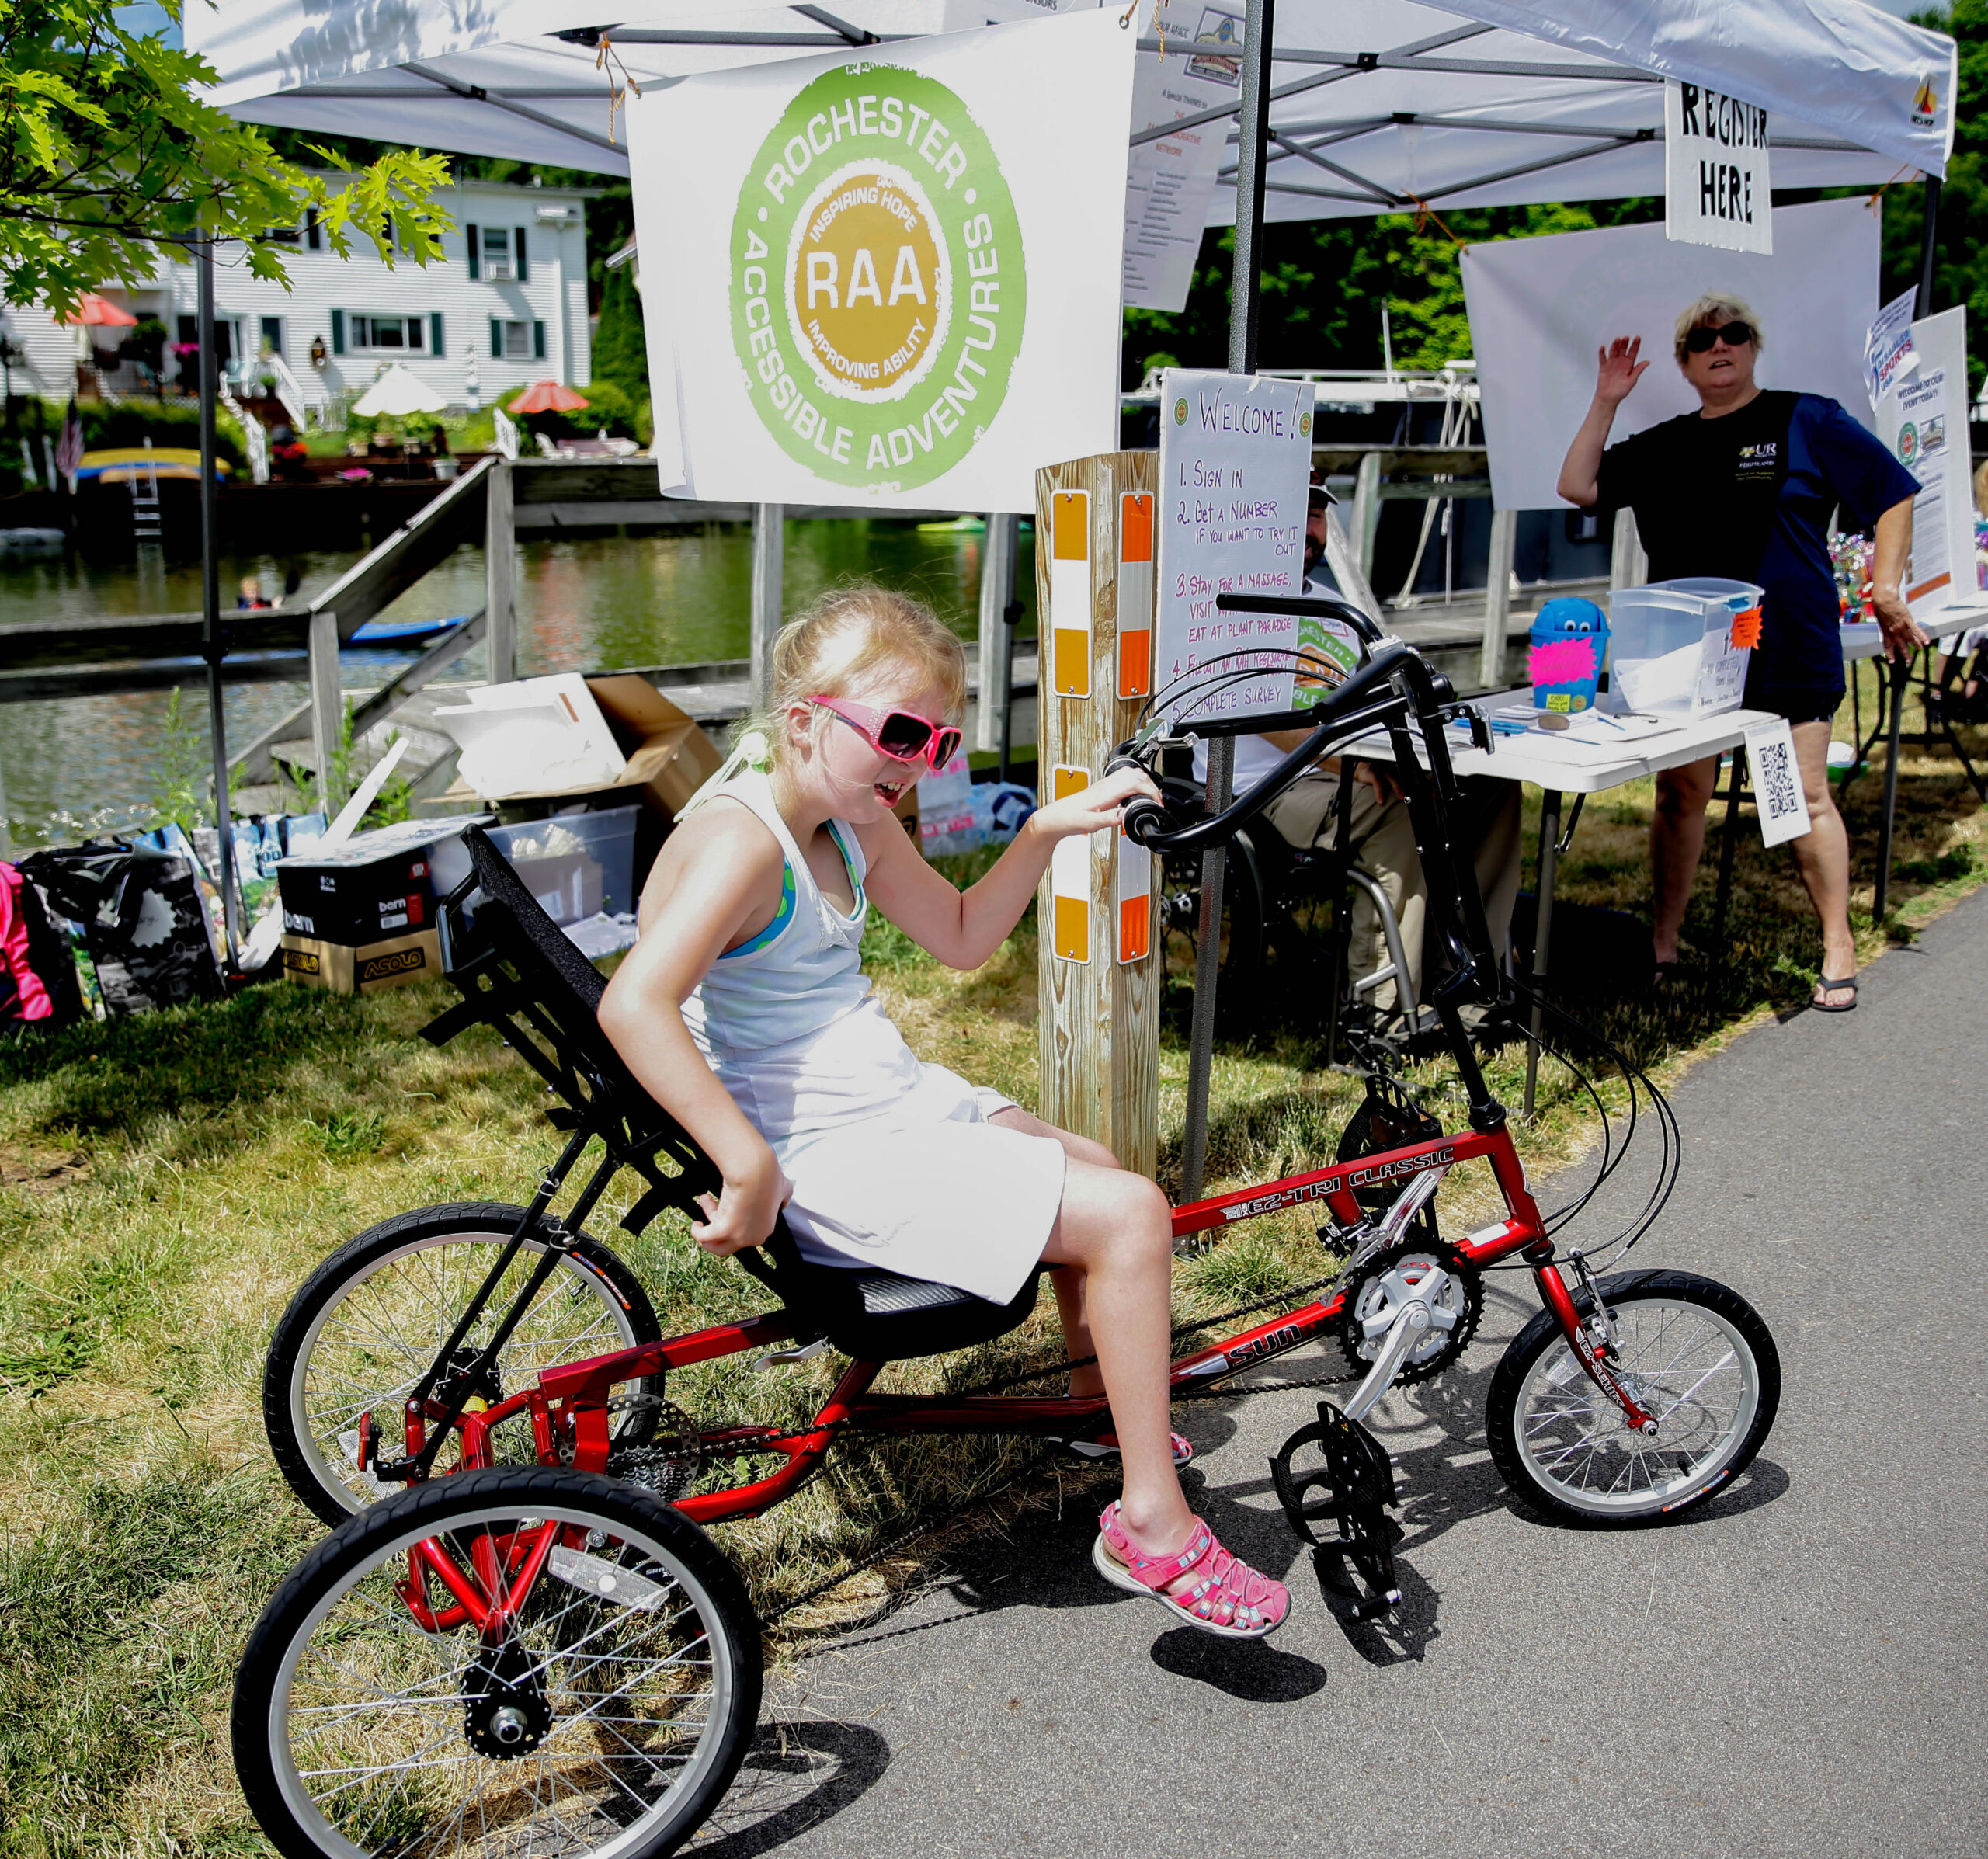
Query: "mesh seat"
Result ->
[[436, 825, 1040, 1363]]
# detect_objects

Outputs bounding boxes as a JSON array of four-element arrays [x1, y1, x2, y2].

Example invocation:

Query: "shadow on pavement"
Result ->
[[692, 1720, 891, 1857], [1150, 1624, 1329, 1698]]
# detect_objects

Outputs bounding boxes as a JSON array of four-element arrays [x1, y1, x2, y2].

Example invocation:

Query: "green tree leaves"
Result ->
[[0, 0, 451, 314]]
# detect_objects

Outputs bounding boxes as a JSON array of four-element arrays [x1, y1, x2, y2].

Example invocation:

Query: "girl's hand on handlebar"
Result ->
[[690, 1151, 792, 1256], [1030, 764, 1161, 839]]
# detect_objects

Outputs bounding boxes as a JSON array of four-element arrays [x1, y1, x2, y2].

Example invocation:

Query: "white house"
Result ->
[[0, 175, 596, 420]]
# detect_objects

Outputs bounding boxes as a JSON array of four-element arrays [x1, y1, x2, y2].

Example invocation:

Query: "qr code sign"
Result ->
[[1757, 738, 1799, 816], [1745, 721, 1812, 847]]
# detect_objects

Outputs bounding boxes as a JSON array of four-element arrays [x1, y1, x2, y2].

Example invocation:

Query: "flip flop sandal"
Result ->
[[1811, 975, 1858, 1013], [1058, 1430, 1194, 1468], [1092, 1500, 1290, 1639]]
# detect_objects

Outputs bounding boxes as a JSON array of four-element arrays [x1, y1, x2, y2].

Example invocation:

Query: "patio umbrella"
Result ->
[[350, 362, 449, 418], [64, 292, 138, 327], [508, 380, 589, 415]]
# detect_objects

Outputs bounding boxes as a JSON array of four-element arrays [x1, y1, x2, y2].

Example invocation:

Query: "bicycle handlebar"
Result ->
[[1215, 591, 1387, 648]]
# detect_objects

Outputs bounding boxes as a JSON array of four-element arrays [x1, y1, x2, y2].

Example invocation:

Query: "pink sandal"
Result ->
[[1091, 1501, 1290, 1639]]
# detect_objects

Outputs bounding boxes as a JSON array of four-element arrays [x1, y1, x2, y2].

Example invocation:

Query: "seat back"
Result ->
[[436, 824, 1039, 1363]]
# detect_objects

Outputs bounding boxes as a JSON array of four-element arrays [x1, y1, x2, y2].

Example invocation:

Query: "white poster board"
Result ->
[[626, 9, 1136, 513], [1153, 368, 1312, 725], [1122, 0, 1243, 313], [1875, 304, 1973, 614], [1663, 82, 1773, 255], [1463, 197, 1879, 513], [1744, 718, 1812, 846]]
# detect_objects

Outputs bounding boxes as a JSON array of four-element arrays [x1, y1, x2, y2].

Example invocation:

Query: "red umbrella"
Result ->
[[507, 380, 589, 415], [64, 292, 139, 327]]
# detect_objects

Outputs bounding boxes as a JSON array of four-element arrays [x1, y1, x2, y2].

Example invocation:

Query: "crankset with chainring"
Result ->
[[1336, 1239, 1483, 1383]]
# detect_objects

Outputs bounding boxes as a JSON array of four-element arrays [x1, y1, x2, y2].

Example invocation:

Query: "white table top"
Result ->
[[1347, 694, 1774, 795], [1840, 594, 1988, 664]]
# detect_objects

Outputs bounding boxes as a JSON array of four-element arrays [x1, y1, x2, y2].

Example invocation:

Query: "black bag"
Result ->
[[19, 843, 222, 1016]]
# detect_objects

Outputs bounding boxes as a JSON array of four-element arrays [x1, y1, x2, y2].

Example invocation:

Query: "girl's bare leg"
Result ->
[[990, 1108, 1191, 1556]]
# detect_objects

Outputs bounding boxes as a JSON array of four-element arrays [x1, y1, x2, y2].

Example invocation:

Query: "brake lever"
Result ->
[[1106, 712, 1173, 777]]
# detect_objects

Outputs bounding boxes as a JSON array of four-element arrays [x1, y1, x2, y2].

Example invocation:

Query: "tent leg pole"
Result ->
[[751, 502, 785, 709], [197, 240, 238, 964], [977, 511, 1018, 758], [1915, 175, 1941, 315], [485, 460, 516, 683], [1480, 506, 1515, 692], [1180, 0, 1273, 1208]]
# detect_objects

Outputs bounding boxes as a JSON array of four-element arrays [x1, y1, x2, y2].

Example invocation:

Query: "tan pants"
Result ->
[[1263, 770, 1521, 1010]]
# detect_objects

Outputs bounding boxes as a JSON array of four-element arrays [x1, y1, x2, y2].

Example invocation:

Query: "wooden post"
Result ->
[[1034, 452, 1160, 1177], [308, 605, 342, 811], [485, 460, 516, 683], [1480, 505, 1517, 691], [1350, 450, 1383, 581], [750, 502, 785, 707]]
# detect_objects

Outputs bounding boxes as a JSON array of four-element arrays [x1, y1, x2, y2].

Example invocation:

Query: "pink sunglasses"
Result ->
[[808, 696, 962, 772]]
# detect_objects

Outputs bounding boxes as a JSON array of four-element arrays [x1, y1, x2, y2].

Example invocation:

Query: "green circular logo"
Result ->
[[731, 66, 1026, 491], [1897, 420, 1919, 465], [1173, 397, 1188, 426]]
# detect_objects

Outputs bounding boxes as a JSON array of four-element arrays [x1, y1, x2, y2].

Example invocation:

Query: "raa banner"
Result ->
[[627, 9, 1138, 513]]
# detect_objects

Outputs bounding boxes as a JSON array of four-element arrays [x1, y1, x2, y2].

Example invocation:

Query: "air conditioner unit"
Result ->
[[485, 257, 515, 281]]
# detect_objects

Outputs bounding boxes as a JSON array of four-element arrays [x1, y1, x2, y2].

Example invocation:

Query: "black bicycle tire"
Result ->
[[263, 1201, 665, 1528], [1485, 1268, 1780, 1528], [232, 1464, 762, 1859]]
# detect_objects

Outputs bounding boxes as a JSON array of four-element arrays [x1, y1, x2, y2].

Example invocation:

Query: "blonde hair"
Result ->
[[1673, 293, 1764, 363], [749, 584, 967, 770]]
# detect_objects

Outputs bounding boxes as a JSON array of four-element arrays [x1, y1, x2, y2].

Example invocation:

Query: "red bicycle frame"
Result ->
[[381, 1114, 1653, 1551]]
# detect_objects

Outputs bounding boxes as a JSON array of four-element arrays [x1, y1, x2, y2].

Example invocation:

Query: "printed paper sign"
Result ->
[[1744, 718, 1812, 847], [1122, 0, 1242, 313], [627, 10, 1137, 512], [1865, 288, 1920, 409], [1875, 305, 1974, 615], [1663, 82, 1773, 255], [1154, 368, 1312, 726], [1049, 765, 1091, 962]]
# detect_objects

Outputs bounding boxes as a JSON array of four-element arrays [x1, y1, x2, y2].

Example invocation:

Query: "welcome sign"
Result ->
[[628, 10, 1138, 512]]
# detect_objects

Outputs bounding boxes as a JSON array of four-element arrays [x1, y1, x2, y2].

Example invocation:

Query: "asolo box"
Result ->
[[276, 815, 484, 994]]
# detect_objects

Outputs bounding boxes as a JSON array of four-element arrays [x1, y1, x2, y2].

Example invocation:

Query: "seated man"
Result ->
[[1197, 475, 1521, 1014]]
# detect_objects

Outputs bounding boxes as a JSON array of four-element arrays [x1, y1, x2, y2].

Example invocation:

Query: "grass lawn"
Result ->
[[0, 668, 1981, 1855]]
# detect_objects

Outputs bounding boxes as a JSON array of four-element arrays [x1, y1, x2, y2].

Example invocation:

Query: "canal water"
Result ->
[[0, 518, 1039, 846]]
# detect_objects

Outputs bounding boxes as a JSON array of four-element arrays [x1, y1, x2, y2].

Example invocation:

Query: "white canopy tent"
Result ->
[[189, 0, 1955, 205]]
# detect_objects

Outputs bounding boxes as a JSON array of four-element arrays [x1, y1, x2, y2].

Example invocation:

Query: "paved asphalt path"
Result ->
[[697, 890, 1988, 1859]]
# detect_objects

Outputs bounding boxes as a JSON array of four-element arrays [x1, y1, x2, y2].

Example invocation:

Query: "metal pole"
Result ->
[[1522, 788, 1562, 1117], [1874, 660, 1906, 922], [975, 512, 1018, 755], [750, 502, 786, 708], [1914, 175, 1941, 316], [1180, 0, 1274, 1207], [197, 241, 239, 964]]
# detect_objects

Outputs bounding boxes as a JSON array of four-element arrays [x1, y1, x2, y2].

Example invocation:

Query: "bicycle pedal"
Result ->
[[1269, 1400, 1406, 1618]]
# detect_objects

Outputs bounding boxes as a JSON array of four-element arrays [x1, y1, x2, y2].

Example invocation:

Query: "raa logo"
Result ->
[[731, 64, 1026, 491]]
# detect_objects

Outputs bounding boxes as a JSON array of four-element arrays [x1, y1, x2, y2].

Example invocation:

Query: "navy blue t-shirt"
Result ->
[[1594, 390, 1919, 700]]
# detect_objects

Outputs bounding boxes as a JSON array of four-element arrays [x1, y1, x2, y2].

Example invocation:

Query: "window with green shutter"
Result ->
[[330, 309, 345, 356], [515, 227, 529, 282], [533, 321, 546, 360], [489, 318, 502, 359], [465, 222, 479, 279], [430, 312, 445, 359]]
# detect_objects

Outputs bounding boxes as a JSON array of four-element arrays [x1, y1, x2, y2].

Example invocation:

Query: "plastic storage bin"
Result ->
[[484, 806, 639, 926], [1604, 578, 1762, 718]]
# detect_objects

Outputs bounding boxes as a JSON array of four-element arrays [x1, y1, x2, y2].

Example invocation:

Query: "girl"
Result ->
[[599, 586, 1289, 1639]]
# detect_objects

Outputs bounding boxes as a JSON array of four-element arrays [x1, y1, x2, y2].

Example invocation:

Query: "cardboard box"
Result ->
[[276, 815, 483, 947], [282, 928, 443, 994], [443, 676, 724, 818]]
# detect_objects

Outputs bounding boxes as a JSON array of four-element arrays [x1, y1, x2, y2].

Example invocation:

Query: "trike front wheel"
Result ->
[[1486, 1269, 1779, 1526], [233, 1464, 762, 1859]]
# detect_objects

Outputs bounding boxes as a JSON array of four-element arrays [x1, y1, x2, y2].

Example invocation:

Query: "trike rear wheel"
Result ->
[[265, 1204, 665, 1528], [1486, 1269, 1779, 1526], [233, 1464, 761, 1859]]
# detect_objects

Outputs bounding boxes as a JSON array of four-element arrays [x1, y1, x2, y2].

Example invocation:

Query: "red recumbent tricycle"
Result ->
[[232, 609, 1780, 1859]]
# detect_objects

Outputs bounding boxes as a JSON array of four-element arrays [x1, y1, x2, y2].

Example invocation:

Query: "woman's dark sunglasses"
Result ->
[[1684, 321, 1755, 354]]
